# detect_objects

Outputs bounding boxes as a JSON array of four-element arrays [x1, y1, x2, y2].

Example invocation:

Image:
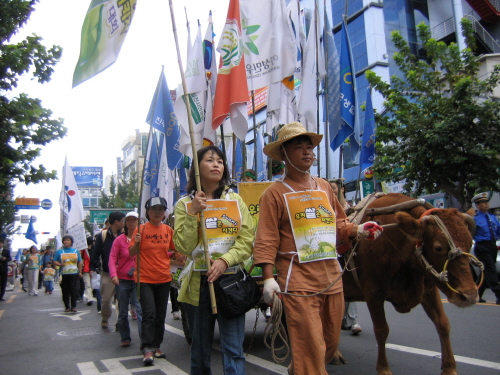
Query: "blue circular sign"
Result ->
[[41, 199, 52, 210]]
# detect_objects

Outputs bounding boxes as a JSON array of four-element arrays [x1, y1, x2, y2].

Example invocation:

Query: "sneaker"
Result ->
[[154, 347, 166, 358], [87, 300, 93, 306], [131, 310, 138, 320], [351, 324, 362, 335], [143, 351, 154, 365], [101, 320, 109, 328], [49, 292, 52, 294], [121, 340, 131, 347], [65, 308, 70, 313], [33, 293, 38, 296], [70, 308, 77, 313], [478, 298, 486, 303], [172, 311, 180, 320]]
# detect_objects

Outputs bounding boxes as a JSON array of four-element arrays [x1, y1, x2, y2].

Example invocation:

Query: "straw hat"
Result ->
[[263, 122, 323, 161]]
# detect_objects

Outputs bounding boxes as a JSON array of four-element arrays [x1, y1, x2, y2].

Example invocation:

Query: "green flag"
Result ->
[[73, 0, 137, 87]]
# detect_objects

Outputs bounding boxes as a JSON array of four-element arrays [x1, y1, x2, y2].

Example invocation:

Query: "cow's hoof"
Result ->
[[330, 351, 348, 365]]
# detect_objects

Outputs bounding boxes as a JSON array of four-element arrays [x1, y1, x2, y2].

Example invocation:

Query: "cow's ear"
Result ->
[[395, 212, 423, 241]]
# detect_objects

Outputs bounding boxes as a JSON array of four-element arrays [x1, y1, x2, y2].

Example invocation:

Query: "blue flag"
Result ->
[[143, 129, 160, 200], [331, 20, 355, 151], [146, 68, 182, 170], [360, 87, 376, 171], [25, 216, 37, 244], [234, 138, 244, 181], [255, 129, 267, 181], [324, 16, 341, 151]]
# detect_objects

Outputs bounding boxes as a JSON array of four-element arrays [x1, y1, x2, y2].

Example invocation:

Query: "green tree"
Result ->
[[0, 1, 67, 232], [366, 19, 500, 212]]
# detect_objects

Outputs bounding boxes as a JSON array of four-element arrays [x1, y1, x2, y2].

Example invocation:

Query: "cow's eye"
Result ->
[[434, 246, 443, 253]]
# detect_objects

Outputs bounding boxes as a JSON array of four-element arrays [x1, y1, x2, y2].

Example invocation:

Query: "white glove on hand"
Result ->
[[357, 221, 383, 240], [263, 278, 281, 305]]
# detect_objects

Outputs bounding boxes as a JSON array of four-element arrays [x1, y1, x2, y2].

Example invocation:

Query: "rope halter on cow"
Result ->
[[414, 209, 485, 294]]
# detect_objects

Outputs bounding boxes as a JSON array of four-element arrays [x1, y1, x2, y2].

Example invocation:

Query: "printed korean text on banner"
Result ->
[[184, 199, 241, 272], [212, 0, 249, 141], [360, 87, 376, 171], [60, 157, 86, 233], [240, 0, 296, 91], [331, 20, 355, 151], [146, 68, 183, 170], [283, 190, 337, 263], [73, 0, 137, 87]]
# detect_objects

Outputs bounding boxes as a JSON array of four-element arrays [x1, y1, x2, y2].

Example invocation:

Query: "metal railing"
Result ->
[[432, 11, 500, 53]]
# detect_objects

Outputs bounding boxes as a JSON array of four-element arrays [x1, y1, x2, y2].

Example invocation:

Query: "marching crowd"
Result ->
[[1, 121, 499, 375]]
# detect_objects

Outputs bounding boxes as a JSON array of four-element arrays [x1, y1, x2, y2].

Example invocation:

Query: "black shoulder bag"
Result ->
[[214, 267, 262, 318]]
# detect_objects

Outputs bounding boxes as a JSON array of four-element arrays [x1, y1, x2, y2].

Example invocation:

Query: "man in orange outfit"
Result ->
[[253, 122, 382, 375]]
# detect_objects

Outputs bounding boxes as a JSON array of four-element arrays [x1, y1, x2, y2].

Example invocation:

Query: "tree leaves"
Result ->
[[367, 19, 500, 211], [0, 0, 66, 233]]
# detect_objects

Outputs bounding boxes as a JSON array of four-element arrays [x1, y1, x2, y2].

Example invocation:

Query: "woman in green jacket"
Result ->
[[174, 145, 254, 375]]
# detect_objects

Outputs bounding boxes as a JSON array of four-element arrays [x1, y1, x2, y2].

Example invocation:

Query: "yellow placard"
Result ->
[[61, 253, 78, 274], [186, 199, 241, 271], [284, 190, 337, 263], [15, 198, 40, 206]]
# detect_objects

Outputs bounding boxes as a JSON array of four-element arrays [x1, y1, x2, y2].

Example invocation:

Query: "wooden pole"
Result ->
[[168, 0, 217, 314]]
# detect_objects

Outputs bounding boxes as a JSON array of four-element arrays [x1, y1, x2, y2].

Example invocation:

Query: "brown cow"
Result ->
[[342, 193, 478, 375]]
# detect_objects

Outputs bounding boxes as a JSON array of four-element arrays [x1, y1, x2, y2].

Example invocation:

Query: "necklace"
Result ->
[[287, 176, 318, 191]]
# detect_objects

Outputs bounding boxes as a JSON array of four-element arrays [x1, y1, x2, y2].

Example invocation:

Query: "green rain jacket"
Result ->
[[173, 189, 255, 306]]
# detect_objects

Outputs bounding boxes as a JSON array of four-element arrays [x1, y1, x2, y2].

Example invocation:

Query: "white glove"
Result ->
[[263, 278, 281, 305], [357, 221, 383, 240]]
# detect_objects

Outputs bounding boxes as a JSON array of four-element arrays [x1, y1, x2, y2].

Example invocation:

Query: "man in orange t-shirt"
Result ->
[[130, 197, 175, 366]]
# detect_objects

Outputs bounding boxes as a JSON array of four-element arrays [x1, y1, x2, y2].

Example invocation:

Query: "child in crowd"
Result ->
[[43, 261, 55, 294]]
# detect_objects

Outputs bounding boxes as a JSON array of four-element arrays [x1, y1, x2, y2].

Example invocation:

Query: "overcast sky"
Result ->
[[11, 0, 229, 249]]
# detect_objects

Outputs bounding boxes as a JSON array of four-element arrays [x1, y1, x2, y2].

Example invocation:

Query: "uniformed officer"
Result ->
[[472, 192, 500, 304]]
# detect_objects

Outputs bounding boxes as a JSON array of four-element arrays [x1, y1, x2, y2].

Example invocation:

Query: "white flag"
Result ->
[[266, 76, 297, 133], [59, 156, 86, 233], [240, 0, 296, 91], [157, 133, 175, 215], [297, 3, 326, 132], [185, 23, 206, 94], [287, 0, 306, 82]]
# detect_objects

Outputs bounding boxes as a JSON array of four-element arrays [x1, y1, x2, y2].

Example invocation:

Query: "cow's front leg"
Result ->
[[421, 286, 457, 375], [366, 295, 392, 375]]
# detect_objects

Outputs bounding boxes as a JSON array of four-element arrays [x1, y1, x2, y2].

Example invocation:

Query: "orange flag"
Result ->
[[212, 0, 249, 141]]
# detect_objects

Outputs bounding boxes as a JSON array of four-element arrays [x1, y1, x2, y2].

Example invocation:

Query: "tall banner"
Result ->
[[212, 0, 249, 141], [146, 68, 183, 170], [360, 87, 376, 171], [297, 3, 325, 132], [73, 0, 137, 87], [331, 20, 356, 151], [240, 0, 296, 91], [324, 16, 341, 152], [157, 133, 175, 214], [139, 128, 160, 221], [60, 157, 86, 233]]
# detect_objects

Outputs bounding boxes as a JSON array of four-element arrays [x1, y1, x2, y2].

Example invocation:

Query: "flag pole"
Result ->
[[314, 2, 321, 176], [323, 0, 330, 179], [168, 0, 217, 314], [135, 127, 154, 300], [251, 90, 258, 177]]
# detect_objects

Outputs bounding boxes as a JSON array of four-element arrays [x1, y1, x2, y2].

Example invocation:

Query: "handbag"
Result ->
[[214, 268, 262, 318]]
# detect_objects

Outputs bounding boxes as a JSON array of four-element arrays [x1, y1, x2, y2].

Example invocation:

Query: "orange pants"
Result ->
[[283, 291, 344, 375]]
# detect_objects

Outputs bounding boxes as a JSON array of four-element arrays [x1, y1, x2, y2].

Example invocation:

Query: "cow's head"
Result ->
[[395, 209, 478, 307]]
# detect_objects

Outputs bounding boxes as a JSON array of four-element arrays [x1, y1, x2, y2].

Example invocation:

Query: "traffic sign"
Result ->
[[41, 199, 53, 210], [15, 205, 40, 210]]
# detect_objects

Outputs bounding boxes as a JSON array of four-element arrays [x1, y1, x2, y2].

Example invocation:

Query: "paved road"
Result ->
[[0, 282, 499, 375]]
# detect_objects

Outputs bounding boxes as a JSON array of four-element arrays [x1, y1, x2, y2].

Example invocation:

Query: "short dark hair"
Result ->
[[109, 211, 125, 225], [62, 235, 74, 245], [46, 245, 52, 250]]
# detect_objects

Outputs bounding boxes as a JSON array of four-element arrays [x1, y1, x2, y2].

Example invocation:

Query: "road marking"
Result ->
[[78, 355, 188, 374], [6, 295, 15, 303], [0, 310, 4, 319], [386, 344, 500, 370], [164, 324, 288, 374], [50, 311, 90, 321]]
